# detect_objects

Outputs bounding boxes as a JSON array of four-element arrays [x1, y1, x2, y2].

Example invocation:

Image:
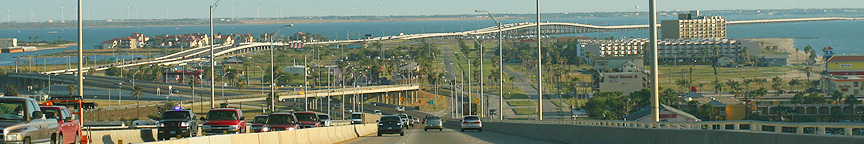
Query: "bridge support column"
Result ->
[[774, 126, 782, 133], [817, 127, 826, 134], [733, 124, 740, 130], [844, 127, 853, 135], [796, 126, 804, 134], [753, 123, 762, 131]]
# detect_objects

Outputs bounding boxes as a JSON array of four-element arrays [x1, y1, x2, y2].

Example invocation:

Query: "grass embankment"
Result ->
[[512, 108, 536, 115], [507, 100, 535, 106]]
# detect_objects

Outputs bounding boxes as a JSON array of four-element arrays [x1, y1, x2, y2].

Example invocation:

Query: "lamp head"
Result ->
[[475, 10, 487, 13]]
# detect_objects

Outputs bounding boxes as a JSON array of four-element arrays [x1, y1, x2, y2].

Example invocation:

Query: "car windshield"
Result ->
[[464, 117, 480, 120], [295, 113, 317, 121], [318, 115, 329, 120], [350, 114, 362, 119], [0, 102, 25, 121], [163, 111, 190, 119], [381, 116, 401, 122], [41, 108, 60, 120], [253, 117, 268, 123], [266, 115, 296, 124], [206, 111, 238, 120]]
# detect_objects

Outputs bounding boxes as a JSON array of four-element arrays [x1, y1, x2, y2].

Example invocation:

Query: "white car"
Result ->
[[395, 106, 405, 112], [317, 114, 332, 127], [460, 115, 482, 132], [373, 110, 382, 115], [349, 112, 363, 124]]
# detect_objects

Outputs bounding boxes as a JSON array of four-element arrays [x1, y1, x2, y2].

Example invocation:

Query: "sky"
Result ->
[[2, 0, 863, 22]]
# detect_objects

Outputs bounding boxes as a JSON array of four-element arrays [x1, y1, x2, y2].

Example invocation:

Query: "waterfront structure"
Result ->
[[661, 10, 727, 39], [593, 56, 643, 70], [576, 38, 760, 62], [0, 38, 17, 48]]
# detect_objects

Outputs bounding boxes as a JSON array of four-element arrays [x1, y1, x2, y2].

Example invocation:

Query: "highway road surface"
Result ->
[[342, 122, 555, 144]]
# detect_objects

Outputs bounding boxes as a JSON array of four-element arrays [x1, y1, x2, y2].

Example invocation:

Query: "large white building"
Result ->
[[576, 38, 760, 62], [0, 38, 17, 48], [661, 10, 727, 39]]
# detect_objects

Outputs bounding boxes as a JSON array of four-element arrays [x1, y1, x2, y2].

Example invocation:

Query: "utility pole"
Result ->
[[649, 0, 661, 122], [209, 0, 222, 109], [77, 0, 85, 127], [535, 0, 543, 121]]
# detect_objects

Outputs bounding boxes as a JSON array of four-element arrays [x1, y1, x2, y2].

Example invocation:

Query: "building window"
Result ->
[[841, 64, 852, 67], [856, 82, 860, 87]]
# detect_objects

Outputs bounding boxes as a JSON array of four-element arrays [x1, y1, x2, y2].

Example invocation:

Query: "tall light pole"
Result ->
[[455, 52, 472, 116], [466, 36, 484, 118], [255, 66, 265, 94], [209, 0, 222, 109], [649, 0, 661, 122], [76, 0, 85, 127], [535, 0, 543, 121], [270, 24, 294, 112], [476, 9, 505, 120]]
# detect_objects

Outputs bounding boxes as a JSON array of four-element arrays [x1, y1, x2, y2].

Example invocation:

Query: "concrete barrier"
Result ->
[[277, 130, 298, 144], [257, 131, 280, 144], [294, 129, 312, 144], [205, 135, 233, 144], [89, 129, 157, 144], [484, 121, 864, 144], [230, 133, 259, 144], [307, 128, 331, 144]]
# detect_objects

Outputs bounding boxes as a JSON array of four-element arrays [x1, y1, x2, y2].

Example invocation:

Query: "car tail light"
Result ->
[[473, 122, 481, 124], [462, 122, 470, 124]]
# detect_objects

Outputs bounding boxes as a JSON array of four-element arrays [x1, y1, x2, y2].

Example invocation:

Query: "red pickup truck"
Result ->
[[40, 106, 81, 144], [200, 108, 247, 135]]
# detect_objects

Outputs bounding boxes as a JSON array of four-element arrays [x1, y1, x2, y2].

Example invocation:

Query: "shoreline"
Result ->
[[0, 17, 520, 30]]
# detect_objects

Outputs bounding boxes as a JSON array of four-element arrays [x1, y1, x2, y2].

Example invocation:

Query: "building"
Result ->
[[595, 64, 646, 95], [625, 104, 701, 122], [661, 10, 727, 39], [283, 65, 307, 75], [593, 56, 643, 70], [0, 38, 17, 48], [760, 55, 789, 66], [576, 38, 760, 62], [824, 55, 864, 76]]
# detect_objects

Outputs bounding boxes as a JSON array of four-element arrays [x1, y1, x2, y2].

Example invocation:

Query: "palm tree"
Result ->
[[713, 80, 725, 97], [830, 91, 844, 104], [726, 80, 742, 98], [675, 79, 690, 93], [771, 76, 784, 96], [844, 94, 861, 109], [133, 85, 143, 119], [788, 79, 801, 93]]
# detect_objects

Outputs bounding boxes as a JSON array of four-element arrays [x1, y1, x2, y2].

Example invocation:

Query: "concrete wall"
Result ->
[[483, 121, 864, 144], [89, 129, 157, 144], [142, 124, 378, 144]]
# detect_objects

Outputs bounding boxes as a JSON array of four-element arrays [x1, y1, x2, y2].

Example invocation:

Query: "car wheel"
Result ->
[[23, 137, 31, 144], [460, 129, 464, 132], [400, 132, 404, 136], [55, 134, 62, 144], [439, 129, 442, 131], [424, 129, 427, 131], [377, 133, 382, 136], [479, 129, 482, 132]]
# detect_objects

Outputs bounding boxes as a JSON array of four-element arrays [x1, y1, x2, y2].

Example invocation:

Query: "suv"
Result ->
[[157, 109, 198, 140], [262, 113, 300, 132], [250, 115, 269, 133], [377, 115, 405, 136], [293, 111, 321, 128], [460, 115, 482, 132], [0, 97, 59, 143], [317, 114, 332, 127], [40, 106, 81, 144], [349, 112, 363, 124], [397, 114, 409, 129], [201, 108, 246, 135]]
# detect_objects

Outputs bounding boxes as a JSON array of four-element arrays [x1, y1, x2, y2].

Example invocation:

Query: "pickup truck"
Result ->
[[0, 97, 59, 144], [201, 108, 246, 135], [292, 111, 320, 128], [40, 106, 81, 144], [157, 109, 199, 140], [48, 96, 98, 109]]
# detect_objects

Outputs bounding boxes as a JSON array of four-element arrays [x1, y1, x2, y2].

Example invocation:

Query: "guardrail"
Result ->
[[492, 120, 864, 136], [84, 125, 159, 130]]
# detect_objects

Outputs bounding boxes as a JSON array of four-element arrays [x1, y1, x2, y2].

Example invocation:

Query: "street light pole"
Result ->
[[255, 66, 265, 94], [467, 36, 484, 118], [209, 0, 222, 109], [270, 24, 294, 112], [535, 0, 543, 121], [77, 0, 85, 127], [477, 9, 505, 120], [649, 0, 661, 122]]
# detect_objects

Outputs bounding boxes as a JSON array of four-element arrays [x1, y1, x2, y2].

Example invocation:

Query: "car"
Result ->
[[0, 97, 59, 144], [395, 106, 405, 112], [373, 110, 382, 115], [40, 106, 81, 144], [349, 112, 363, 124], [423, 115, 436, 123], [201, 108, 247, 135], [407, 116, 415, 127], [413, 117, 420, 124], [460, 115, 482, 132], [293, 111, 321, 128], [424, 116, 443, 131], [344, 108, 353, 113], [317, 114, 332, 127], [250, 115, 269, 133], [377, 115, 405, 136], [157, 109, 199, 140], [397, 114, 409, 129], [261, 113, 300, 132]]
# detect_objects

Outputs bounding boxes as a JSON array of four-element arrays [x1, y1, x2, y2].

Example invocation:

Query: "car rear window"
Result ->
[[206, 111, 238, 120], [295, 113, 318, 121], [350, 114, 362, 119], [253, 117, 268, 123], [318, 115, 330, 120], [381, 116, 401, 122], [428, 117, 441, 120], [464, 117, 480, 120], [41, 108, 60, 120]]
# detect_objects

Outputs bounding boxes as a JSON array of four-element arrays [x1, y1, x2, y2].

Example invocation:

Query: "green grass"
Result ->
[[507, 100, 536, 106], [657, 65, 797, 92], [512, 108, 537, 115]]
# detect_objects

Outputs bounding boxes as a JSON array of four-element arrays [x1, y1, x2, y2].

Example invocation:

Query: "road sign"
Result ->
[[428, 100, 434, 104], [400, 97, 405, 101]]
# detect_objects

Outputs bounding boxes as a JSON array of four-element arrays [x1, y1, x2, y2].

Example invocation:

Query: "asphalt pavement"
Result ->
[[341, 119, 555, 144]]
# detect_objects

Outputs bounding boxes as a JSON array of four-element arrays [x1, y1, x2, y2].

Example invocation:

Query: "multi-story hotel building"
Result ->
[[575, 38, 760, 62], [661, 10, 727, 39]]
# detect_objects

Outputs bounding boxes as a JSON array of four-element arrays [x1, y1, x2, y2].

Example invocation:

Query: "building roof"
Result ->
[[681, 92, 704, 98], [625, 104, 700, 121], [827, 55, 864, 62]]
